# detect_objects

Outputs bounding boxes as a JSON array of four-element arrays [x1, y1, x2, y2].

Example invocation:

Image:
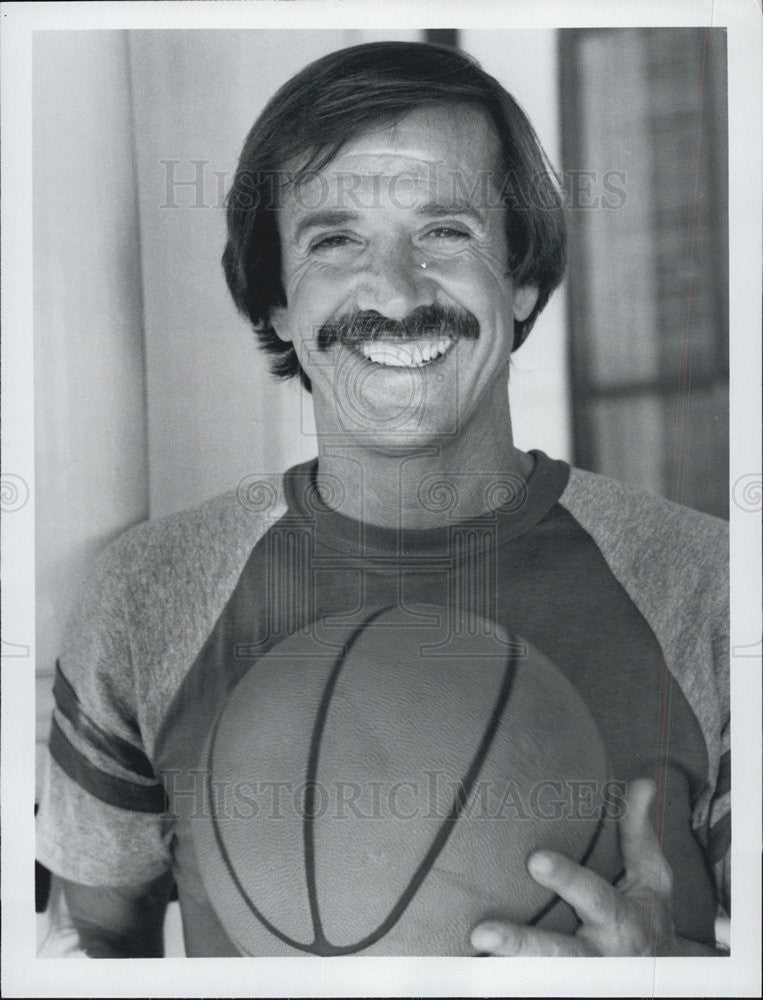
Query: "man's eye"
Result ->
[[426, 227, 471, 241], [310, 234, 355, 252]]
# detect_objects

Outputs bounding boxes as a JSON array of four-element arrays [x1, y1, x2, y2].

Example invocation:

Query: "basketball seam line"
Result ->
[[302, 619, 522, 956], [303, 606, 392, 954]]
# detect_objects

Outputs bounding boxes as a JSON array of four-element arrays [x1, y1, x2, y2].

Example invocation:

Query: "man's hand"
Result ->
[[471, 779, 720, 957]]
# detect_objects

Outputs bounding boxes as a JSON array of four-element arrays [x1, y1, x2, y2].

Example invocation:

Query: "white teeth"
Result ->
[[358, 337, 452, 367]]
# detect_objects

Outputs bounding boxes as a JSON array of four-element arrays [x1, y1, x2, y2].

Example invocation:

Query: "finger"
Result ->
[[620, 779, 673, 899], [471, 920, 596, 957], [525, 850, 619, 929]]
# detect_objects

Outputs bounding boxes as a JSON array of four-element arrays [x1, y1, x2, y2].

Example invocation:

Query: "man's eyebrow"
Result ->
[[293, 210, 359, 242], [291, 203, 487, 242], [415, 202, 486, 224]]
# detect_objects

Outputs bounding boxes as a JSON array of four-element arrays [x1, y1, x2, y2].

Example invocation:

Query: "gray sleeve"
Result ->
[[36, 537, 173, 887], [558, 467, 730, 905]]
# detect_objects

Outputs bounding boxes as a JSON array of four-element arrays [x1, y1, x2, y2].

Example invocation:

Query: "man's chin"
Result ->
[[312, 345, 464, 445], [321, 420, 460, 455]]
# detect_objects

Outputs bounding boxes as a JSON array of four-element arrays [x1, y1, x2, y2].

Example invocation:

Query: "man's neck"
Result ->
[[314, 390, 533, 530]]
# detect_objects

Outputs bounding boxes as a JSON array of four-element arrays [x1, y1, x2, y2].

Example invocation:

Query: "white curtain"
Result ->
[[34, 31, 150, 792]]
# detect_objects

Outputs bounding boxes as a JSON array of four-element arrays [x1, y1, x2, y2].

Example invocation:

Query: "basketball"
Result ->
[[192, 604, 623, 955]]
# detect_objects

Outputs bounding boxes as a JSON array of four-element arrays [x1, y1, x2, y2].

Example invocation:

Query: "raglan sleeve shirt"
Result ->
[[36, 462, 731, 927]]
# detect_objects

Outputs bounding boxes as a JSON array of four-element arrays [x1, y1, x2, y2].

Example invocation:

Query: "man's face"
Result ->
[[270, 104, 538, 450]]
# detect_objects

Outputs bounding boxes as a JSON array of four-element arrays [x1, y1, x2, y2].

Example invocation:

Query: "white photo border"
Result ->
[[2, 1, 760, 996]]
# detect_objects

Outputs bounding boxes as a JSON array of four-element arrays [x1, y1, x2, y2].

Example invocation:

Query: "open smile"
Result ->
[[352, 336, 457, 368]]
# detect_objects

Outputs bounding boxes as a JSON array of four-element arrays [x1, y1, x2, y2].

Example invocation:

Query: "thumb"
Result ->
[[620, 778, 673, 900]]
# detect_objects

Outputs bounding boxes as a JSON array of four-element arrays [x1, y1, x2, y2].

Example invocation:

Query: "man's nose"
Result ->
[[355, 241, 435, 320]]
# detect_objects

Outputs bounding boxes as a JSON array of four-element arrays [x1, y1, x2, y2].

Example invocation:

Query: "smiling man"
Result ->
[[266, 103, 540, 523], [37, 41, 729, 958]]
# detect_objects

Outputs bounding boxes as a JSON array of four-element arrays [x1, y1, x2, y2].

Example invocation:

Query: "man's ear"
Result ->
[[269, 306, 292, 343], [512, 285, 539, 323]]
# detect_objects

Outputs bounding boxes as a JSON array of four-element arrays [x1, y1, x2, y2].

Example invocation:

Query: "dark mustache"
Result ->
[[317, 305, 480, 350]]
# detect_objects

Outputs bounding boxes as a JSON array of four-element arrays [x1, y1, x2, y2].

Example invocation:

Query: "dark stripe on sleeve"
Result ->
[[53, 661, 157, 779], [49, 716, 168, 814], [707, 810, 731, 865]]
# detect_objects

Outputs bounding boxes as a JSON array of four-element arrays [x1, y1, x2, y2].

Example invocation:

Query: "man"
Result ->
[[37, 41, 729, 957]]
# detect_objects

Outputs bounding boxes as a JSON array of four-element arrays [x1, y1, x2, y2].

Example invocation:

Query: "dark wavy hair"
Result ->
[[222, 41, 567, 391]]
